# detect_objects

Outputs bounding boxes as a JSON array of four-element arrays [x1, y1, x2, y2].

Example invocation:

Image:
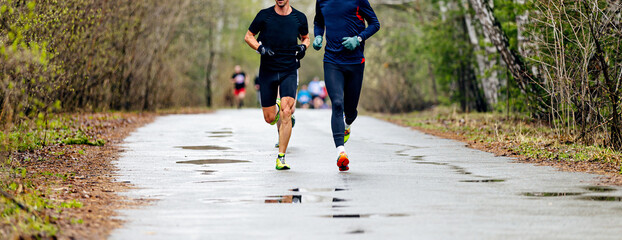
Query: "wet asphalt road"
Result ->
[[110, 109, 622, 239]]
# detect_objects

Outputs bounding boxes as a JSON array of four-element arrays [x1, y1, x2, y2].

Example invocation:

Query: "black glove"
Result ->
[[295, 44, 306, 60], [257, 45, 275, 56]]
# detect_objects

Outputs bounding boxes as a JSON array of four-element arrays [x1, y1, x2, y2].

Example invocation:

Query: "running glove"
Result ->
[[257, 45, 275, 56], [295, 44, 306, 60], [313, 36, 323, 50], [342, 36, 361, 51]]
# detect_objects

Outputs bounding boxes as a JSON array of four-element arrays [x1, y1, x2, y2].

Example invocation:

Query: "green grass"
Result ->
[[0, 113, 111, 238], [1, 175, 84, 238], [0, 115, 106, 152]]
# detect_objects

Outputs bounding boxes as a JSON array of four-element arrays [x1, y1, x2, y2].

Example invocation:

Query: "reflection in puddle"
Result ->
[[177, 145, 231, 150], [290, 188, 347, 192], [265, 195, 347, 204], [411, 156, 424, 161], [208, 131, 233, 134], [413, 162, 448, 166], [194, 180, 232, 183], [580, 196, 622, 202], [324, 214, 369, 218], [209, 135, 232, 138], [177, 159, 250, 165], [395, 149, 409, 157], [522, 192, 583, 197], [460, 179, 505, 183], [450, 165, 472, 175], [321, 213, 409, 218], [196, 170, 217, 175], [584, 186, 617, 192], [385, 213, 409, 217]]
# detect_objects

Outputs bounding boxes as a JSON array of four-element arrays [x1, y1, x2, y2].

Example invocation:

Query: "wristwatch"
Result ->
[[356, 36, 363, 43]]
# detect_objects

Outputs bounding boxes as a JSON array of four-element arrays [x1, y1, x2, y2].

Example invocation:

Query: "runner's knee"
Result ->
[[332, 99, 344, 112], [263, 109, 276, 123], [264, 115, 275, 124], [281, 108, 292, 119]]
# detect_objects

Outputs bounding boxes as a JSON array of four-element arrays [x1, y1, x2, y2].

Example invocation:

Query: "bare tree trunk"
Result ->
[[462, 0, 499, 107], [428, 62, 438, 104], [468, 0, 549, 115], [205, 50, 215, 108], [468, 0, 532, 94], [585, 2, 622, 149]]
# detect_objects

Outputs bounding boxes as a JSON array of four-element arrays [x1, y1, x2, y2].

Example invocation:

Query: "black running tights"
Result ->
[[324, 62, 365, 147]]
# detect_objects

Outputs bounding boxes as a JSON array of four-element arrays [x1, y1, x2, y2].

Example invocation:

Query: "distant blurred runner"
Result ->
[[313, 0, 380, 171], [254, 74, 261, 106], [231, 65, 247, 109], [245, 0, 310, 170], [297, 84, 312, 108], [308, 76, 322, 100]]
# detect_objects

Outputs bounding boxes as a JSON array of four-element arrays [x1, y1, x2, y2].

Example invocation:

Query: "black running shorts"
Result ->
[[258, 69, 299, 108]]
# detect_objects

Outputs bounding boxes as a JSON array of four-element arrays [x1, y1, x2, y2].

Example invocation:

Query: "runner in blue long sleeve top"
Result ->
[[313, 0, 380, 171], [314, 0, 380, 64]]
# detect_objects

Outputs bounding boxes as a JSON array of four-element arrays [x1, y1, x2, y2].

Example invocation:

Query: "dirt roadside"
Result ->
[[2, 112, 157, 239]]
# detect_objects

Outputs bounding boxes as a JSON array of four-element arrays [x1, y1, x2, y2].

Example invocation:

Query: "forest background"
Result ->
[[1, 0, 621, 150]]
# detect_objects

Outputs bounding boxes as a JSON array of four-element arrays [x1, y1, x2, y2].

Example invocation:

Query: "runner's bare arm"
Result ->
[[244, 30, 260, 50], [300, 34, 310, 49]]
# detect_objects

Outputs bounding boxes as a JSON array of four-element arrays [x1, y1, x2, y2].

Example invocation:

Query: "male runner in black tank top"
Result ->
[[244, 0, 310, 170]]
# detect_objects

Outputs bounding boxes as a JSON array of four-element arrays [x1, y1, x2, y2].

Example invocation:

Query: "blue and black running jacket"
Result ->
[[314, 0, 380, 64]]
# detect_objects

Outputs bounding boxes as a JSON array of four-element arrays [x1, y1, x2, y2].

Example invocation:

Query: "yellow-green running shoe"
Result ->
[[276, 154, 290, 170], [344, 125, 351, 143], [270, 99, 281, 125]]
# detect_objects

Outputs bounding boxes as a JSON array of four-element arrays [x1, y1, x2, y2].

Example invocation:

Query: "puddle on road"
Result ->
[[323, 214, 370, 218], [177, 159, 250, 165], [290, 188, 348, 192], [265, 195, 347, 204], [413, 162, 448, 166], [194, 180, 232, 183], [450, 165, 472, 175], [321, 213, 410, 218], [580, 196, 622, 202], [177, 145, 231, 150], [522, 192, 583, 197], [209, 135, 232, 138], [584, 186, 617, 192], [207, 130, 234, 134], [347, 229, 365, 234], [395, 149, 409, 157], [196, 170, 217, 175], [460, 179, 505, 183]]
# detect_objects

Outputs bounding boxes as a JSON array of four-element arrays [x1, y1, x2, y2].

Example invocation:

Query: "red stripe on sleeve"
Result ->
[[356, 7, 364, 21]]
